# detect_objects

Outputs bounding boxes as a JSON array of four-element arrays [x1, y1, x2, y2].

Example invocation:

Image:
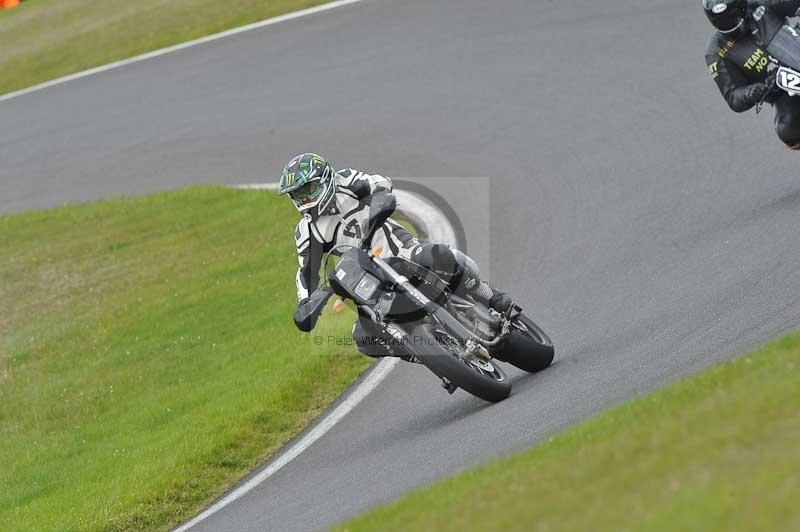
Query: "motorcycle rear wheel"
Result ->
[[492, 314, 554, 373]]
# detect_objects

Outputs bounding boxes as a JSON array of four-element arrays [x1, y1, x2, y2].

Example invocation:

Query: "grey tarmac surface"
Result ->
[[3, 0, 800, 530]]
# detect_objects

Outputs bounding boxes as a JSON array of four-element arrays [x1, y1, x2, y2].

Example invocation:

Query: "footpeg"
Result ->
[[441, 378, 457, 394]]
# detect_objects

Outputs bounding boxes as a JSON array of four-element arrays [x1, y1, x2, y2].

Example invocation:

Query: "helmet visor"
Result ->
[[290, 180, 324, 207], [716, 10, 743, 32]]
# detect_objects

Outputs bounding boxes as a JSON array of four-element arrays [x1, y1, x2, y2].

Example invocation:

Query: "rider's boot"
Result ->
[[470, 281, 515, 314]]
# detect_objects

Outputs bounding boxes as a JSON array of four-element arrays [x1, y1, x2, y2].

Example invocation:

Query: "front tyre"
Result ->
[[410, 323, 511, 403], [493, 314, 554, 373]]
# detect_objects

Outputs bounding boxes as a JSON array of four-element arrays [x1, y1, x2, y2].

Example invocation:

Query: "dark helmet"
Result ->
[[702, 0, 747, 34], [278, 153, 337, 217]]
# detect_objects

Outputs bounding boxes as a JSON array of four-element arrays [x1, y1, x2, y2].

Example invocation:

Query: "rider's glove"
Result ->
[[293, 287, 335, 332], [294, 298, 315, 332], [745, 81, 772, 104]]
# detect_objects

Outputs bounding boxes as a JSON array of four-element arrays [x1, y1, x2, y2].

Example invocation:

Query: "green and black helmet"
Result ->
[[278, 153, 337, 216]]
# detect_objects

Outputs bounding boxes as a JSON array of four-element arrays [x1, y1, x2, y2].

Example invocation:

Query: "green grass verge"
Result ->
[[337, 335, 800, 532], [0, 0, 333, 95], [0, 186, 370, 531]]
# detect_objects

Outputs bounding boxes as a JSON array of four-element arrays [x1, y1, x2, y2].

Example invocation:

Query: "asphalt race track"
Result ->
[[3, 1, 800, 530]]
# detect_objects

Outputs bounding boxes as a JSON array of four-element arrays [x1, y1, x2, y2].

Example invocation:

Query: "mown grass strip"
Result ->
[[0, 0, 335, 95], [337, 333, 800, 532], [0, 186, 369, 531]]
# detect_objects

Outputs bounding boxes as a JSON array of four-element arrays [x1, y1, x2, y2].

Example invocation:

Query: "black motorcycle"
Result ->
[[297, 224, 554, 403], [755, 21, 800, 108]]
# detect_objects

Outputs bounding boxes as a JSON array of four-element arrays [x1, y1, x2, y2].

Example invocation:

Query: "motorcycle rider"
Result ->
[[278, 153, 513, 358], [703, 0, 800, 149]]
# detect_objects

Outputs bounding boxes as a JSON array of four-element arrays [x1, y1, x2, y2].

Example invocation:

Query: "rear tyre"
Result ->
[[410, 323, 511, 403], [493, 314, 554, 373]]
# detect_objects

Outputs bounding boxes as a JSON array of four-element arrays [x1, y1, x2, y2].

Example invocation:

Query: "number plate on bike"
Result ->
[[777, 66, 800, 95]]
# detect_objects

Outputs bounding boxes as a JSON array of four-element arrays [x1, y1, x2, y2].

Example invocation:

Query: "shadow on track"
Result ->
[[342, 380, 502, 456]]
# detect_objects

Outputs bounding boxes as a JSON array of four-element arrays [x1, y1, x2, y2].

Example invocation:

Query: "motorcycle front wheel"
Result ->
[[410, 323, 511, 403]]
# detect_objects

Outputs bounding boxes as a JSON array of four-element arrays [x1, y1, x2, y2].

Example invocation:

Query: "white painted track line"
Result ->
[[173, 357, 399, 532], [0, 0, 366, 104]]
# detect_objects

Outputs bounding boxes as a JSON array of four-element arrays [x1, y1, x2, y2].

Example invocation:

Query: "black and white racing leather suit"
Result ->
[[705, 0, 800, 144], [291, 169, 500, 357], [292, 169, 421, 304]]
